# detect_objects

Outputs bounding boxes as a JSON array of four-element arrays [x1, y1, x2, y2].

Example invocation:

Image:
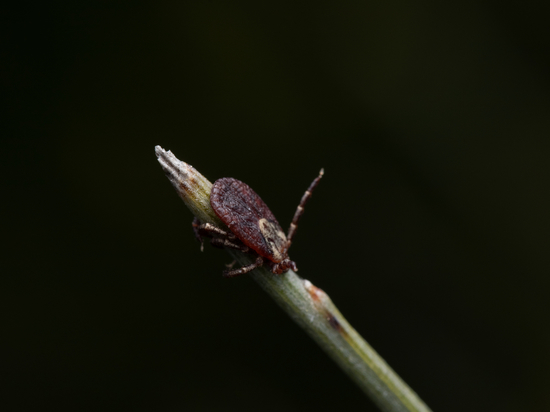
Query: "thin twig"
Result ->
[[155, 146, 433, 412]]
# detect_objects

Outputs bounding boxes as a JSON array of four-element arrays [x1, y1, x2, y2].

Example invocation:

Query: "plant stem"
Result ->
[[155, 146, 433, 412]]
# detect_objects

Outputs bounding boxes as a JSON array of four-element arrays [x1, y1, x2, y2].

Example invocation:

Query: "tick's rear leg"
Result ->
[[210, 237, 250, 253], [192, 217, 205, 251], [223, 256, 264, 278], [192, 217, 239, 251], [195, 220, 237, 240], [287, 169, 324, 248]]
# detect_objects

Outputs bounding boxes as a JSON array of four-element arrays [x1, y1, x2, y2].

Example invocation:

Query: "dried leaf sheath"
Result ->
[[155, 147, 218, 225]]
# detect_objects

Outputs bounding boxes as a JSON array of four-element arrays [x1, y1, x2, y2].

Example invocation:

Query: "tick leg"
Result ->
[[287, 168, 324, 248], [192, 219, 240, 252], [223, 256, 264, 278], [197, 222, 237, 241], [210, 237, 250, 253], [192, 217, 204, 251]]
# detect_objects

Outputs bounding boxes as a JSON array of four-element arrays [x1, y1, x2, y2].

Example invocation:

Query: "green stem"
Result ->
[[155, 146, 433, 412]]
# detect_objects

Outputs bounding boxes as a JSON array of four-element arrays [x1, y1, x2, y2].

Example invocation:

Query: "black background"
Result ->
[[4, 1, 550, 411]]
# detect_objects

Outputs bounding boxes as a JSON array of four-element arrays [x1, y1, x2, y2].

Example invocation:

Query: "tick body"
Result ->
[[193, 170, 324, 278]]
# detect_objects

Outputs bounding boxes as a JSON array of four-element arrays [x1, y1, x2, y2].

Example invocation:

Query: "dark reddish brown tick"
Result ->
[[192, 170, 324, 278]]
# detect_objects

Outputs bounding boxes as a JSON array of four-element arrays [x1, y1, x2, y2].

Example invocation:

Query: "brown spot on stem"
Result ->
[[327, 312, 342, 331], [303, 279, 326, 302], [327, 312, 349, 338]]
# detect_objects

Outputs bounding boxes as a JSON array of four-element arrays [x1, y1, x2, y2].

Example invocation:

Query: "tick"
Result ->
[[192, 169, 324, 278]]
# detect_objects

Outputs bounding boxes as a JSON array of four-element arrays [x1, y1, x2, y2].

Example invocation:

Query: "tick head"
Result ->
[[271, 259, 297, 274]]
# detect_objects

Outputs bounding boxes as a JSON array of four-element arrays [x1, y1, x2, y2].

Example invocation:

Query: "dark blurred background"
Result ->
[[3, 1, 550, 411]]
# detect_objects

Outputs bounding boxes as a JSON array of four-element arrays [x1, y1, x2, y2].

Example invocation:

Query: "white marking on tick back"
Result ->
[[258, 218, 286, 261]]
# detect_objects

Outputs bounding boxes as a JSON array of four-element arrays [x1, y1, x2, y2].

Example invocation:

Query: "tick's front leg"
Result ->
[[286, 169, 324, 248], [223, 256, 264, 278]]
